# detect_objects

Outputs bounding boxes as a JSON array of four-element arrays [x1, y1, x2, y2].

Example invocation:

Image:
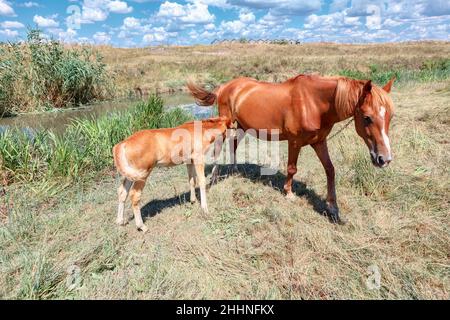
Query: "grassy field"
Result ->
[[98, 41, 450, 95], [1, 78, 449, 299]]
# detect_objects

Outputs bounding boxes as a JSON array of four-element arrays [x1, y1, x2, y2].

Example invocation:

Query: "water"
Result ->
[[0, 92, 214, 134]]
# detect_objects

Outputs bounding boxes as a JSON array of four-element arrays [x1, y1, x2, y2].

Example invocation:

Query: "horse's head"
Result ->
[[354, 77, 395, 168]]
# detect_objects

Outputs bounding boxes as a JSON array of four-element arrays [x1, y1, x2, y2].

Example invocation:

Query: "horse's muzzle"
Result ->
[[371, 153, 391, 168]]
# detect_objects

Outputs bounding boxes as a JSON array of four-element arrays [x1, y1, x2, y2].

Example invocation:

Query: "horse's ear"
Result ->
[[383, 76, 396, 93], [363, 80, 372, 94]]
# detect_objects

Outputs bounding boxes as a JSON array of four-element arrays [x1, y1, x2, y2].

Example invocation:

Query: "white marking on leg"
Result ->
[[116, 179, 132, 225]]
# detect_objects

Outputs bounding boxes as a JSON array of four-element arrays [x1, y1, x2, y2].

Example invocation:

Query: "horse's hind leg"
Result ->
[[284, 140, 301, 200], [311, 140, 342, 224], [129, 180, 148, 232], [117, 178, 133, 226]]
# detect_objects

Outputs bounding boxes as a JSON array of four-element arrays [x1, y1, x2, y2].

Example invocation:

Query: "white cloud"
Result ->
[[229, 0, 321, 16], [33, 15, 59, 28], [0, 20, 25, 29], [157, 1, 215, 24], [157, 1, 185, 18], [107, 0, 133, 14], [0, 28, 18, 37], [74, 0, 133, 24], [21, 2, 40, 8], [93, 31, 111, 44], [239, 9, 255, 23], [123, 17, 141, 29], [0, 0, 15, 16], [143, 26, 177, 44], [220, 20, 245, 34]]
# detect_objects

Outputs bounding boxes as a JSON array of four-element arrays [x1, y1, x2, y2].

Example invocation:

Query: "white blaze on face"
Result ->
[[379, 106, 392, 160]]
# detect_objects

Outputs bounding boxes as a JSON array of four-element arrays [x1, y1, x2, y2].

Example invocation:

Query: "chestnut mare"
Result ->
[[188, 74, 396, 223]]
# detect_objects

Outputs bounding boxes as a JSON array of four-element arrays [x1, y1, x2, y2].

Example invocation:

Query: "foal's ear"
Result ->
[[383, 76, 396, 93]]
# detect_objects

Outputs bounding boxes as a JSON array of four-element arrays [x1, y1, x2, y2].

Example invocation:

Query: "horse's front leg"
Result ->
[[311, 140, 341, 223], [284, 140, 301, 200]]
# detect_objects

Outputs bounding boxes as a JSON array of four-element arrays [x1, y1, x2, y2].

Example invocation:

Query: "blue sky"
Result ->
[[0, 0, 449, 46]]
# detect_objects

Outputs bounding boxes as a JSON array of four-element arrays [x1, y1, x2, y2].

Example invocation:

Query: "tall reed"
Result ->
[[0, 29, 113, 115]]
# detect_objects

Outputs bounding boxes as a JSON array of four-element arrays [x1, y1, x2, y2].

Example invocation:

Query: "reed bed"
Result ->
[[0, 96, 191, 184], [0, 29, 113, 116]]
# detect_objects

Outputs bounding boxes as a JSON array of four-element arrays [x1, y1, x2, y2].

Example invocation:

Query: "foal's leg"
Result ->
[[129, 180, 148, 232], [284, 140, 301, 200], [194, 164, 209, 214], [187, 164, 197, 203], [116, 178, 133, 226], [311, 140, 341, 223]]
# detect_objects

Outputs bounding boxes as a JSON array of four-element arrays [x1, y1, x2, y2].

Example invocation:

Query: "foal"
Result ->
[[113, 117, 231, 232]]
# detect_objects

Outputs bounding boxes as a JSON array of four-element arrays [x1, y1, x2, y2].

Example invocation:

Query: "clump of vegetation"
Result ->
[[0, 29, 113, 116], [0, 96, 192, 183], [339, 59, 450, 85]]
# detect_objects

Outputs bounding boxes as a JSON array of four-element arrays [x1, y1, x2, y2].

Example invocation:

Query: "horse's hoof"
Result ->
[[210, 175, 219, 186], [228, 166, 239, 176], [327, 206, 344, 224]]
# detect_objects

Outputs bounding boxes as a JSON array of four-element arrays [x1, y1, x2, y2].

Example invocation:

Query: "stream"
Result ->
[[0, 92, 215, 134]]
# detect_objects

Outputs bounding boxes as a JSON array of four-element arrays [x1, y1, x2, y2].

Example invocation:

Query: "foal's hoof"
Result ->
[[116, 219, 127, 226], [138, 225, 149, 233], [285, 192, 296, 201]]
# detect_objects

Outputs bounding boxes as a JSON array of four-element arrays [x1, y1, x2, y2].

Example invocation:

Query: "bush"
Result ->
[[0, 29, 113, 115]]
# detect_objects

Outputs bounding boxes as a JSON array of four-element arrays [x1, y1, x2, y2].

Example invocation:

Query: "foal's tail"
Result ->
[[187, 81, 217, 106]]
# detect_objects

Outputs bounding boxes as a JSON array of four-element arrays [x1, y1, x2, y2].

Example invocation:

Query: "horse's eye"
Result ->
[[364, 116, 372, 126]]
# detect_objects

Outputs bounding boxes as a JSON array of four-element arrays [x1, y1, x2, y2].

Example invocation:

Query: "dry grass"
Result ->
[[97, 41, 450, 95], [1, 80, 448, 299]]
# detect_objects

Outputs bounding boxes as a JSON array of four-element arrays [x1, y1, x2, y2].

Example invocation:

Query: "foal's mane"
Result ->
[[334, 76, 394, 120]]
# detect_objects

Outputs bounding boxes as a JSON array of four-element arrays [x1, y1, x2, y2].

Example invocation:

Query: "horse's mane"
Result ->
[[334, 77, 394, 120]]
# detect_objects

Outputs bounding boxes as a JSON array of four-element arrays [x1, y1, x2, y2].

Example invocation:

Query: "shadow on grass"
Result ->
[[206, 163, 329, 219], [141, 190, 192, 220], [141, 163, 329, 221]]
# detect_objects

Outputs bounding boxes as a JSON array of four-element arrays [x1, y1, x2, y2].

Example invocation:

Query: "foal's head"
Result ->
[[354, 77, 395, 168]]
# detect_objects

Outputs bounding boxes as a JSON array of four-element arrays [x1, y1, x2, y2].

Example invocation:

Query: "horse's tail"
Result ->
[[187, 81, 217, 107]]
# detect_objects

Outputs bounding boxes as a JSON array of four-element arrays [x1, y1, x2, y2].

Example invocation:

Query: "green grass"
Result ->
[[0, 95, 192, 183], [338, 59, 450, 85]]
